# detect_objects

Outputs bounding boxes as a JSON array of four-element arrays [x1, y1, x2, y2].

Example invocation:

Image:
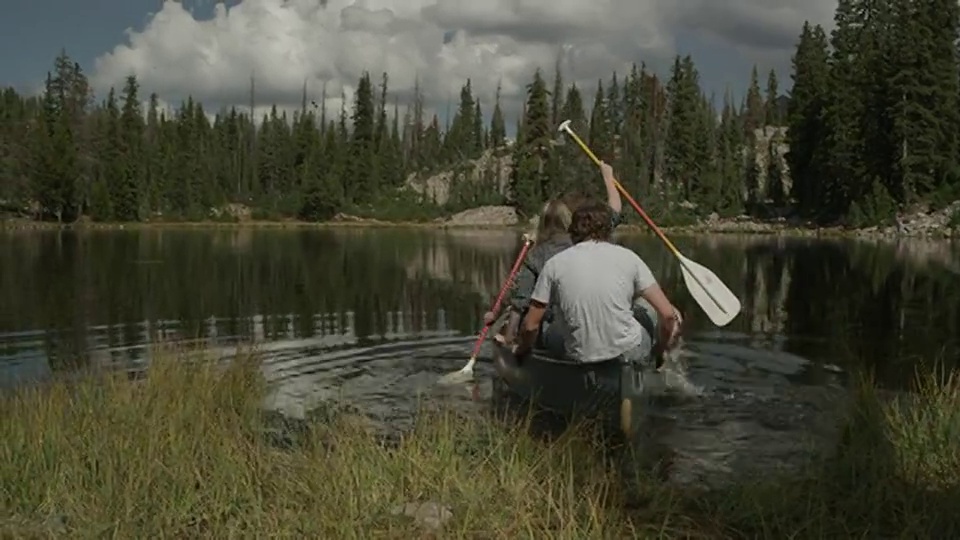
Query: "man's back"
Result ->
[[532, 240, 657, 362]]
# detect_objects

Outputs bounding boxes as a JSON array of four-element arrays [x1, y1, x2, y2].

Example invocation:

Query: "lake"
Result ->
[[2, 228, 958, 487]]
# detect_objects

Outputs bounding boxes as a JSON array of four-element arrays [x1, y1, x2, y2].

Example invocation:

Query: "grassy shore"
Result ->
[[2, 350, 959, 538]]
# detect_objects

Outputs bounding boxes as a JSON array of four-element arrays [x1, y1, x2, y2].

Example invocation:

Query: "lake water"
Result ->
[[2, 228, 959, 488]]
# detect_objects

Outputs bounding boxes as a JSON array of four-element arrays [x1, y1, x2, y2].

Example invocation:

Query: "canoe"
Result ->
[[490, 301, 662, 438], [491, 342, 646, 437]]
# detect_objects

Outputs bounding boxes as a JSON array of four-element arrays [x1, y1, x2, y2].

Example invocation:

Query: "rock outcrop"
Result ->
[[441, 205, 519, 226], [748, 126, 791, 206], [405, 149, 512, 206], [857, 201, 960, 238]]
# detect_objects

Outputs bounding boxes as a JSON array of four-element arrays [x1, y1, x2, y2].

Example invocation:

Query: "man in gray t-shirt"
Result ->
[[515, 201, 682, 364]]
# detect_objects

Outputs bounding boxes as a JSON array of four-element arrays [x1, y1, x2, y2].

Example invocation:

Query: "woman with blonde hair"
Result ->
[[484, 161, 623, 346]]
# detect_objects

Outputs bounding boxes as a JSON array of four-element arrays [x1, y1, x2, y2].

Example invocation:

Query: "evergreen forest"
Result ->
[[1, 0, 958, 227]]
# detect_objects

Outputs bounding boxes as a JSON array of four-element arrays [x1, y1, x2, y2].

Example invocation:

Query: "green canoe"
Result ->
[[490, 300, 663, 438], [491, 342, 647, 437]]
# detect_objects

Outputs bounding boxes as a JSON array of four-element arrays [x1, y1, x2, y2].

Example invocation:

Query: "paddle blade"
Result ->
[[677, 254, 741, 327], [437, 358, 475, 386], [437, 369, 473, 385]]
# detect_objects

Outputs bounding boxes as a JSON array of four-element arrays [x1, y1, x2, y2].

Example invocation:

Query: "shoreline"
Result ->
[[2, 216, 956, 240]]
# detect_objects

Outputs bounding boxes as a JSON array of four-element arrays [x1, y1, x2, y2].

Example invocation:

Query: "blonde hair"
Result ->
[[536, 199, 573, 242]]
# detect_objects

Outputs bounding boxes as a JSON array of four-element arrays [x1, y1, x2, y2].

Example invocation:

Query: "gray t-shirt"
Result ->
[[530, 240, 657, 362]]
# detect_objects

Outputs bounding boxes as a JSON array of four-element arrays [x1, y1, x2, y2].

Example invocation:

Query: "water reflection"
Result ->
[[1, 229, 959, 487], [2, 229, 958, 385]]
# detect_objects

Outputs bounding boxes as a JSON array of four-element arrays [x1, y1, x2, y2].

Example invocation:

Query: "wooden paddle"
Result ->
[[437, 234, 535, 385], [557, 120, 742, 327]]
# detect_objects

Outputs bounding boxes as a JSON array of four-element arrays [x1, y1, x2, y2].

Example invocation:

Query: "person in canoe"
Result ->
[[482, 161, 624, 349], [512, 199, 683, 371]]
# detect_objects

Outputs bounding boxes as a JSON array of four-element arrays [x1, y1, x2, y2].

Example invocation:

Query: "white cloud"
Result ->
[[90, 0, 835, 124]]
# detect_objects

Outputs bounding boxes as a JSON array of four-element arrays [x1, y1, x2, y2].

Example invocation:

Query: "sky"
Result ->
[[0, 0, 838, 125]]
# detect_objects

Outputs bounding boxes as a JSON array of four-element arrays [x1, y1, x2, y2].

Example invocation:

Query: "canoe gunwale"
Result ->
[[518, 350, 627, 368]]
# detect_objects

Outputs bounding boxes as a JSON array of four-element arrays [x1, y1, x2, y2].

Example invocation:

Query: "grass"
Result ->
[[2, 348, 959, 538]]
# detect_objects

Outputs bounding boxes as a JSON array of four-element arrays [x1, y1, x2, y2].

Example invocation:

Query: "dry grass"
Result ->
[[2, 348, 959, 538]]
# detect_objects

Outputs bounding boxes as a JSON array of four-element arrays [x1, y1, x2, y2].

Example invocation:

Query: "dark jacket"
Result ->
[[508, 236, 572, 322]]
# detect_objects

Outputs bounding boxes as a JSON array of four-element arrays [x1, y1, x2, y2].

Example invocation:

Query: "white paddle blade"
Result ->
[[677, 254, 741, 327], [437, 358, 475, 386]]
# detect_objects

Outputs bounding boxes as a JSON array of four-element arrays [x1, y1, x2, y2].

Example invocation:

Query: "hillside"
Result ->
[[403, 127, 791, 227]]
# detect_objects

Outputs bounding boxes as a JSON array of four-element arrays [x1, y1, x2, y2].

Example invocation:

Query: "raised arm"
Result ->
[[599, 161, 623, 215]]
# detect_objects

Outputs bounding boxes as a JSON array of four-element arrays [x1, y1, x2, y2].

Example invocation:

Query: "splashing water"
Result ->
[[643, 339, 706, 399]]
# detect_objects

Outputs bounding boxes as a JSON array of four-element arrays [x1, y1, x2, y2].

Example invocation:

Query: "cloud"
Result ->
[[669, 0, 837, 53], [90, 0, 834, 124]]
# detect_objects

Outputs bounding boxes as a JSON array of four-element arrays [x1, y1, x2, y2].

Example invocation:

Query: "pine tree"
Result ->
[[743, 65, 764, 136], [606, 72, 622, 154], [510, 69, 550, 214], [550, 60, 563, 128], [718, 89, 746, 215], [887, 0, 960, 205], [444, 79, 478, 161], [823, 0, 871, 218], [664, 56, 704, 204], [472, 100, 484, 155], [787, 22, 831, 216], [588, 79, 613, 162], [764, 69, 781, 126], [347, 72, 376, 204], [115, 75, 144, 221], [557, 84, 593, 197], [94, 88, 122, 221], [489, 82, 506, 150], [620, 64, 647, 199], [37, 77, 80, 221], [4, 33, 959, 227]]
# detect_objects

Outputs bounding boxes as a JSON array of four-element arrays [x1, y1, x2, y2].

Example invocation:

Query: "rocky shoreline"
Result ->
[[432, 204, 960, 239], [657, 212, 958, 239], [2, 202, 958, 239]]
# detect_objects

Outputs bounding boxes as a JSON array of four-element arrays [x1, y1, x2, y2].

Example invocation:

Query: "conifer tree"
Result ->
[[764, 69, 781, 126], [4, 34, 959, 228]]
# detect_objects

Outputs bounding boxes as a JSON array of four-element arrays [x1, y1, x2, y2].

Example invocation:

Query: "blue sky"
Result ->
[[1, 1, 247, 92], [1, 0, 152, 91]]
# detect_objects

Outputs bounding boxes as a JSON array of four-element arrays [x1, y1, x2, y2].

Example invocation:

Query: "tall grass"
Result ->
[[2, 348, 959, 538]]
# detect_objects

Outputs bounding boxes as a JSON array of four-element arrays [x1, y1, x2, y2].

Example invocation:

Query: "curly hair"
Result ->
[[569, 200, 613, 243]]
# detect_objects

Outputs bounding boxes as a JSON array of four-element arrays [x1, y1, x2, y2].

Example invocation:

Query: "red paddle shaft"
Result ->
[[469, 238, 533, 358]]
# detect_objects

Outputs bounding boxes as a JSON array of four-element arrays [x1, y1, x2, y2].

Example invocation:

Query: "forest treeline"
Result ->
[[0, 0, 958, 226]]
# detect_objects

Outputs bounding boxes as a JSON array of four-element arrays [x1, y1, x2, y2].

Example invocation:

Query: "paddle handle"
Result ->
[[469, 237, 534, 359], [560, 125, 682, 258]]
